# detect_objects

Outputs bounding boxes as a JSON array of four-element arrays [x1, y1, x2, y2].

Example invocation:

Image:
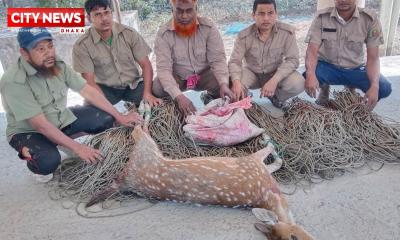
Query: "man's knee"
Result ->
[[91, 111, 114, 133], [378, 76, 392, 99], [152, 77, 169, 98], [27, 148, 61, 175], [280, 72, 305, 94]]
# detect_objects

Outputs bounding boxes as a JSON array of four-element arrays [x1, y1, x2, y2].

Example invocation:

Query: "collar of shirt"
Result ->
[[15, 56, 64, 84], [90, 22, 124, 44], [331, 7, 360, 25], [20, 57, 37, 76]]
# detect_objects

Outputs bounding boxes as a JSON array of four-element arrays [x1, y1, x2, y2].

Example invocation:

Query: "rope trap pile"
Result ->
[[51, 90, 400, 206]]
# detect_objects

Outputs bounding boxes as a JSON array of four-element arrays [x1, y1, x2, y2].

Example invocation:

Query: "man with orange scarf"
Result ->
[[153, 0, 234, 116]]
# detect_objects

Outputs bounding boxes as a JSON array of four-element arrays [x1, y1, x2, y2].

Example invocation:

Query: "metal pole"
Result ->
[[384, 0, 400, 55], [113, 0, 122, 24]]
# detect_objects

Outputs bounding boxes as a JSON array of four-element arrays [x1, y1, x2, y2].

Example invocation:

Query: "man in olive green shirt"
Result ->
[[1, 28, 142, 176], [73, 0, 162, 107]]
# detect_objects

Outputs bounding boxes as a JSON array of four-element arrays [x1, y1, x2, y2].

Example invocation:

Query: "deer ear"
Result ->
[[254, 222, 273, 235], [252, 208, 278, 224]]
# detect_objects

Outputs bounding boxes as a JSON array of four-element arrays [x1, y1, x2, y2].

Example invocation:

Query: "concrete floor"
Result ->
[[0, 57, 399, 240]]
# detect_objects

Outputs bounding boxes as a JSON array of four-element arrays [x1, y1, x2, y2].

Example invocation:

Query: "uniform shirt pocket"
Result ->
[[93, 56, 114, 79], [30, 82, 52, 107], [269, 48, 283, 66], [321, 32, 338, 60], [194, 48, 207, 63], [346, 35, 365, 54]]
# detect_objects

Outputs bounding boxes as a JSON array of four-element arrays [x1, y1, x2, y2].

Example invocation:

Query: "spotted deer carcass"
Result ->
[[94, 125, 312, 239]]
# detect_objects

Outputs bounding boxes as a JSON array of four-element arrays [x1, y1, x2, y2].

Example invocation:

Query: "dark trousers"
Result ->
[[9, 105, 114, 175], [306, 60, 392, 100], [98, 81, 144, 106]]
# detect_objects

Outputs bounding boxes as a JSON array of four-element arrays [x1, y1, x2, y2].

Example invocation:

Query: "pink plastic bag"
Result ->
[[183, 97, 264, 146]]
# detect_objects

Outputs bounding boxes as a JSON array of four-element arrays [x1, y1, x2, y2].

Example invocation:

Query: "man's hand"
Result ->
[[231, 80, 246, 100], [260, 79, 278, 98], [364, 85, 379, 110], [115, 111, 143, 127], [143, 92, 163, 107], [305, 74, 320, 98], [175, 94, 196, 117], [73, 143, 104, 164], [220, 83, 236, 102]]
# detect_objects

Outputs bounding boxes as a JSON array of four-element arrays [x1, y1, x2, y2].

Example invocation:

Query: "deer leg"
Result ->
[[263, 191, 293, 224]]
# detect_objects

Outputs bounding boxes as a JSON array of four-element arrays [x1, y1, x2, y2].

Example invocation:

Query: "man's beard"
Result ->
[[173, 18, 197, 38], [30, 58, 60, 77]]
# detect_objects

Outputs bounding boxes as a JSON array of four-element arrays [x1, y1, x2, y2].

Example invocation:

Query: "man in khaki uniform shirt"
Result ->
[[73, 0, 162, 107], [153, 0, 234, 116], [229, 0, 304, 108], [1, 28, 141, 176], [304, 0, 392, 110]]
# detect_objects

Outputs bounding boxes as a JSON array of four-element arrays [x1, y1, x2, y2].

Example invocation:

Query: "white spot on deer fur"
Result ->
[[227, 198, 232, 202], [184, 185, 189, 189], [239, 192, 246, 196], [193, 178, 199, 182], [161, 172, 168, 177], [161, 183, 166, 187], [214, 186, 222, 191], [200, 166, 212, 170]]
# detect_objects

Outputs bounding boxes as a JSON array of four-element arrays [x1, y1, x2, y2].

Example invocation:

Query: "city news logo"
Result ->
[[7, 8, 85, 34]]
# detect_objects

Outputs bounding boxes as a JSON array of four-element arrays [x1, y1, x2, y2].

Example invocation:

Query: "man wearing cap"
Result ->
[[229, 0, 304, 108], [304, 0, 392, 110], [73, 0, 162, 107], [0, 28, 142, 176], [153, 0, 234, 116]]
